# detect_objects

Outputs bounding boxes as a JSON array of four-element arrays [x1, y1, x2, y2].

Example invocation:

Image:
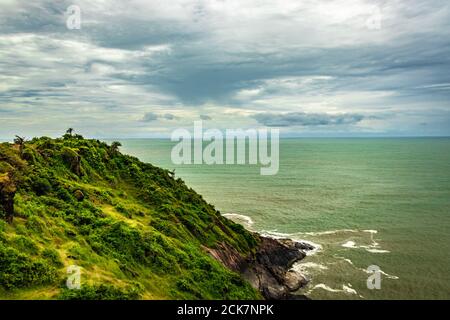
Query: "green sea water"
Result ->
[[117, 138, 450, 300]]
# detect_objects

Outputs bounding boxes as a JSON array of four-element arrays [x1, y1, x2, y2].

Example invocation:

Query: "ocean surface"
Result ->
[[117, 138, 450, 300]]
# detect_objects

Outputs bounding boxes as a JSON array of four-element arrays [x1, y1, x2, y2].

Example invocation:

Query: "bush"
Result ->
[[176, 278, 202, 298], [0, 161, 13, 174], [58, 283, 143, 300], [11, 235, 39, 255], [56, 187, 73, 202], [42, 248, 64, 268], [64, 208, 100, 226], [0, 243, 58, 289], [25, 215, 45, 232], [22, 148, 36, 164], [89, 222, 178, 273], [32, 177, 52, 196], [115, 204, 131, 218]]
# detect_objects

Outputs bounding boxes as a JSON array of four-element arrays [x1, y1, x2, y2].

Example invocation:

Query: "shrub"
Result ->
[[42, 248, 64, 268], [56, 187, 73, 202], [32, 177, 52, 196], [175, 277, 203, 298], [58, 283, 143, 300], [0, 161, 13, 174], [0, 243, 58, 289], [11, 235, 39, 255], [64, 208, 100, 226], [25, 215, 45, 232], [115, 204, 131, 218], [22, 148, 36, 164], [89, 222, 178, 273]]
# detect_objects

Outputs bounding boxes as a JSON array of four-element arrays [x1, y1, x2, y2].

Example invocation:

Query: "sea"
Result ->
[[116, 138, 450, 300]]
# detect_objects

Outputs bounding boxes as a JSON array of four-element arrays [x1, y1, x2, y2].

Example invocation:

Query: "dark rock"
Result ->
[[205, 234, 313, 300], [294, 241, 315, 251], [284, 270, 308, 291], [73, 189, 84, 201]]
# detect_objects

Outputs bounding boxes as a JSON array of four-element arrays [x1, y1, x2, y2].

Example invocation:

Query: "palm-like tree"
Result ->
[[66, 128, 74, 136], [110, 141, 122, 156], [13, 135, 25, 155]]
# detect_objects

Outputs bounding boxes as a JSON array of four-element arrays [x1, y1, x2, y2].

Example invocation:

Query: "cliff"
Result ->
[[0, 134, 309, 300], [206, 235, 312, 299]]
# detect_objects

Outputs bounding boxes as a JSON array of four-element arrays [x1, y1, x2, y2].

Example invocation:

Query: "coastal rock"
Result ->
[[205, 234, 312, 300], [294, 241, 315, 251], [284, 270, 308, 291]]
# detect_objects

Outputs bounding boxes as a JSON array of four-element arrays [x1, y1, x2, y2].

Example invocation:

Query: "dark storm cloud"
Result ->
[[162, 113, 177, 120], [141, 112, 178, 122], [141, 112, 159, 122], [199, 114, 212, 120]]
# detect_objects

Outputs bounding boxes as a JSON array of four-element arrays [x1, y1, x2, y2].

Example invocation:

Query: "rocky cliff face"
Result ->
[[205, 234, 314, 299]]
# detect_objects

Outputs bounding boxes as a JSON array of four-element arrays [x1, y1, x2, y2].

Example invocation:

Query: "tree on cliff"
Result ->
[[109, 141, 122, 156], [13, 135, 25, 156]]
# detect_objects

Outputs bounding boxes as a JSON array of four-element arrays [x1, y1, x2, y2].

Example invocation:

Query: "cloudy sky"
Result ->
[[1, 0, 449, 138]]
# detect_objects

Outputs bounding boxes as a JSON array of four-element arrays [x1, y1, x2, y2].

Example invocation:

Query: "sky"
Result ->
[[0, 0, 449, 138]]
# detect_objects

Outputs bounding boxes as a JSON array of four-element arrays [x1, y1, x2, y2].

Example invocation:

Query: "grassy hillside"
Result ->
[[0, 133, 261, 300]]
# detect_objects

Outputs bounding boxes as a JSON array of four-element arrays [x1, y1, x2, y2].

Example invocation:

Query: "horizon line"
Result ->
[[2, 135, 450, 142]]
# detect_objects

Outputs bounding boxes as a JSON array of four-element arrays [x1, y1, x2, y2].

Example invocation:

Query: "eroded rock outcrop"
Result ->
[[205, 234, 313, 300]]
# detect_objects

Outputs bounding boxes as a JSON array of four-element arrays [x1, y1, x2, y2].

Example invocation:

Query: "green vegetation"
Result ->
[[0, 132, 260, 300]]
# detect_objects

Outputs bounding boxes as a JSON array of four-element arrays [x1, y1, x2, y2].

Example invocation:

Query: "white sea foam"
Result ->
[[222, 213, 254, 227], [364, 268, 399, 280], [335, 256, 399, 280], [343, 285, 358, 295], [340, 230, 390, 253], [259, 230, 322, 256], [344, 243, 390, 253], [222, 216, 323, 255], [300, 229, 359, 236], [302, 241, 322, 256], [259, 230, 293, 239], [342, 241, 357, 248], [291, 262, 329, 274], [311, 284, 341, 293], [310, 284, 358, 295], [365, 248, 390, 253], [342, 258, 354, 265]]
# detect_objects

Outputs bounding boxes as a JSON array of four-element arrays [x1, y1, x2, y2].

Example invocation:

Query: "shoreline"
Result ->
[[206, 228, 315, 300]]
